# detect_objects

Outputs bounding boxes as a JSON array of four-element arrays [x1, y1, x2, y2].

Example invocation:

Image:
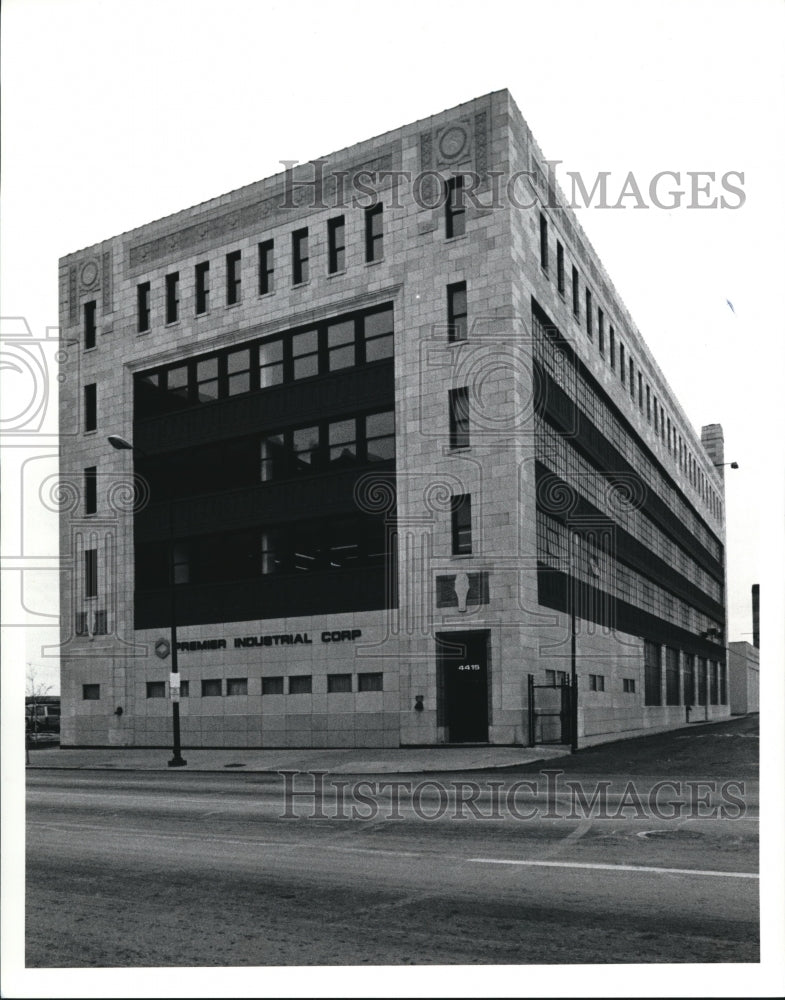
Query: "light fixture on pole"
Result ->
[[108, 434, 186, 767]]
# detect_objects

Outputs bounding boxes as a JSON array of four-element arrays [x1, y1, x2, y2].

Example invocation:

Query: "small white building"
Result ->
[[728, 642, 759, 715]]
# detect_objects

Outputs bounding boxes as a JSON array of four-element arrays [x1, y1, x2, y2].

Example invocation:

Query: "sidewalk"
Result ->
[[26, 743, 570, 775]]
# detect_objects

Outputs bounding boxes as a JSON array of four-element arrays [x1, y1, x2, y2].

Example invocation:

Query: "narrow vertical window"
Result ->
[[646, 385, 651, 422], [84, 301, 97, 350], [585, 289, 592, 339], [195, 262, 210, 314], [629, 357, 635, 398], [84, 467, 97, 515], [447, 281, 467, 343], [445, 176, 465, 238], [448, 386, 470, 450], [165, 272, 179, 323], [327, 216, 345, 274], [226, 250, 242, 305], [638, 372, 643, 409], [137, 282, 151, 333], [258, 240, 274, 294], [654, 396, 659, 433], [292, 228, 309, 284], [365, 204, 383, 262], [571, 266, 579, 318], [84, 383, 97, 432], [556, 242, 565, 295], [609, 326, 616, 369], [619, 343, 626, 383], [539, 213, 548, 271], [598, 309, 605, 355], [84, 548, 98, 599], [451, 494, 472, 555]]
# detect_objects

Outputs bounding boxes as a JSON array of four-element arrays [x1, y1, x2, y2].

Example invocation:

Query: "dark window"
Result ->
[[146, 681, 166, 698], [326, 318, 355, 372], [589, 674, 605, 691], [93, 609, 107, 634], [179, 680, 190, 698], [638, 372, 644, 409], [84, 301, 97, 350], [292, 328, 318, 380], [227, 677, 248, 696], [365, 204, 383, 262], [227, 347, 251, 397], [620, 343, 626, 383], [195, 356, 219, 403], [629, 357, 635, 398], [288, 675, 312, 695], [609, 327, 615, 369], [545, 669, 568, 686], [84, 548, 97, 598], [451, 494, 472, 555], [365, 410, 395, 462], [82, 684, 100, 700], [84, 383, 97, 432], [556, 242, 565, 295], [654, 396, 659, 433], [328, 418, 357, 465], [226, 250, 242, 305], [363, 307, 394, 361], [75, 612, 88, 636], [292, 228, 309, 284], [571, 266, 579, 317], [449, 386, 470, 450], [585, 289, 592, 339], [683, 654, 695, 704], [137, 283, 151, 333], [598, 309, 605, 355], [258, 239, 274, 294], [165, 272, 180, 323], [262, 676, 284, 695], [709, 661, 718, 705], [665, 647, 680, 705], [358, 672, 383, 692], [195, 262, 210, 314], [259, 338, 284, 388], [447, 281, 467, 342], [644, 640, 662, 705], [327, 673, 352, 693], [445, 176, 465, 238], [646, 386, 651, 422], [85, 467, 97, 515], [201, 679, 222, 697], [696, 657, 707, 704], [327, 216, 345, 273], [539, 213, 548, 271], [623, 678, 636, 693]]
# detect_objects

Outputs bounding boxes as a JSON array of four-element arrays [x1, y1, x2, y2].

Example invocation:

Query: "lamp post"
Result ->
[[108, 434, 187, 767]]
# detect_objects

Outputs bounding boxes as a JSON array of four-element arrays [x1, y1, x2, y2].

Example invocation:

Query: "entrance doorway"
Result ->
[[437, 630, 489, 743]]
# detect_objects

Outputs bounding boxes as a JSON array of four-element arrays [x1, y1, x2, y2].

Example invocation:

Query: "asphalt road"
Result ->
[[26, 717, 759, 967]]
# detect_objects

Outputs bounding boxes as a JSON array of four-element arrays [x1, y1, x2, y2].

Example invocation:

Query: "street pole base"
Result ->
[[168, 755, 187, 767]]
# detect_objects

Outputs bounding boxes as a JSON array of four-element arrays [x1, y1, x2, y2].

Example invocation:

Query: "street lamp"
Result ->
[[713, 461, 739, 469], [108, 434, 187, 767]]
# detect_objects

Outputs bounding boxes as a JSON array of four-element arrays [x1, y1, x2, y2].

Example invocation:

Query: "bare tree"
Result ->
[[26, 663, 53, 763]]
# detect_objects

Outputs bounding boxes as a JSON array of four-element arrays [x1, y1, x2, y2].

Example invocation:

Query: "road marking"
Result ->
[[467, 858, 759, 879]]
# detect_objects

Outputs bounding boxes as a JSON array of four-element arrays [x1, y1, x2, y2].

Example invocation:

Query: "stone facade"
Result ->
[[58, 91, 729, 749]]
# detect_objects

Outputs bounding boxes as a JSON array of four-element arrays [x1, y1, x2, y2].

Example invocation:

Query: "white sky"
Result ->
[[2, 0, 784, 995]]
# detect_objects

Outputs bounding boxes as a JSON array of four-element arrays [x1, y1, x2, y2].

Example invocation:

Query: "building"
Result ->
[[728, 642, 760, 715], [58, 90, 730, 750]]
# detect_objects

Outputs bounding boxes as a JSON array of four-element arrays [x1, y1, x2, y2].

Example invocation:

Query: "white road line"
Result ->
[[467, 858, 759, 879]]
